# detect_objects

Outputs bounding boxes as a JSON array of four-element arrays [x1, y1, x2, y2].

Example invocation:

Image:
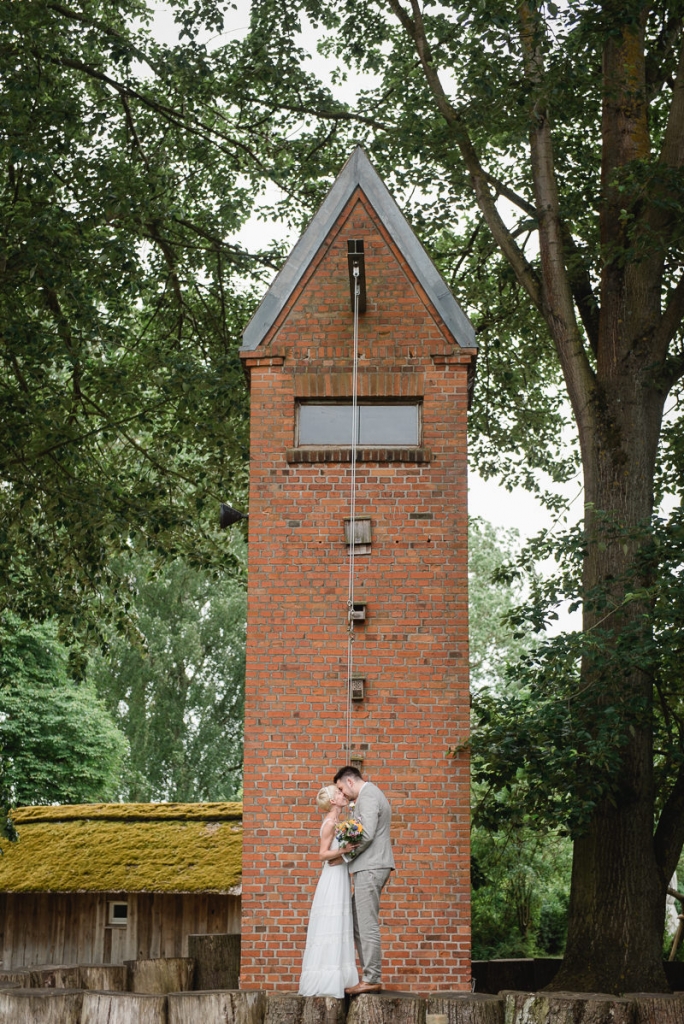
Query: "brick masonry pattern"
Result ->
[[240, 189, 472, 993]]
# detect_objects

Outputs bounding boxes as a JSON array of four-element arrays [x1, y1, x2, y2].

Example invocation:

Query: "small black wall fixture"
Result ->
[[220, 502, 248, 528], [347, 239, 367, 314]]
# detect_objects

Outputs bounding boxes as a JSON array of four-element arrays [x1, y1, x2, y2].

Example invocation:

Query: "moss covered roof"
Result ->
[[0, 803, 242, 894]]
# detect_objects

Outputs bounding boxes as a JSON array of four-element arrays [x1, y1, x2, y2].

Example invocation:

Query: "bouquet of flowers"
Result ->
[[335, 818, 364, 849]]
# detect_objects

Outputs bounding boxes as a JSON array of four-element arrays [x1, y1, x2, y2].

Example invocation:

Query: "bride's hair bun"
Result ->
[[316, 785, 338, 812]]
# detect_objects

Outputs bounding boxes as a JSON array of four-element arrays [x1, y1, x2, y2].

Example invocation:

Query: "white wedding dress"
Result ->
[[298, 831, 359, 998]]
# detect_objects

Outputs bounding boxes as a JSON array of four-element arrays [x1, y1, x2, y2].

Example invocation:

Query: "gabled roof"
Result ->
[[0, 803, 242, 895], [241, 146, 476, 352]]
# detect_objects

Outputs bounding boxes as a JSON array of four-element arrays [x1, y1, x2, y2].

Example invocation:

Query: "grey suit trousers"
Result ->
[[352, 868, 391, 983]]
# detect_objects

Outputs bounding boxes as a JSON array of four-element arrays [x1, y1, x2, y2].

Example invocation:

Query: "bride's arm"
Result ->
[[318, 820, 351, 863]]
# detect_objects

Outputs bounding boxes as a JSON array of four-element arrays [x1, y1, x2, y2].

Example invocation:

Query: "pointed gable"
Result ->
[[241, 146, 476, 352]]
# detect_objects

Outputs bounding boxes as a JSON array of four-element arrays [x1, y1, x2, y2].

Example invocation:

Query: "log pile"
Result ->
[[347, 992, 425, 1024], [1, 964, 684, 1023], [80, 991, 167, 1024], [125, 956, 194, 993], [188, 932, 241, 990], [263, 993, 346, 1024], [428, 992, 505, 1023], [0, 987, 84, 1023], [167, 989, 266, 1023]]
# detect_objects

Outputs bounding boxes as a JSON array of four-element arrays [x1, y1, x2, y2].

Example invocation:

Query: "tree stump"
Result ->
[[79, 964, 129, 991], [263, 993, 346, 1024], [346, 991, 426, 1024], [624, 993, 684, 1023], [125, 956, 195, 993], [0, 969, 31, 988], [428, 992, 505, 1023], [502, 991, 636, 1024], [81, 991, 167, 1023], [0, 987, 83, 1023], [187, 933, 241, 990], [167, 989, 267, 1024], [29, 965, 82, 989]]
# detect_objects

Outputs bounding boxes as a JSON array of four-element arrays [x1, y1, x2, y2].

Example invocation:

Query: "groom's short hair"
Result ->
[[333, 765, 363, 783]]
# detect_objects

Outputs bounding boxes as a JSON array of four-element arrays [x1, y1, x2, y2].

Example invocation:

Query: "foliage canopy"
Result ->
[[0, 613, 127, 808]]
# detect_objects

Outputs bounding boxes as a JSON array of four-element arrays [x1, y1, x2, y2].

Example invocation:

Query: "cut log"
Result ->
[[79, 964, 129, 991], [624, 993, 684, 1023], [188, 933, 241, 990], [502, 990, 635, 1024], [0, 987, 83, 1023], [346, 991, 425, 1024], [126, 956, 195, 993], [0, 969, 31, 988], [263, 992, 346, 1024], [167, 989, 266, 1024], [428, 992, 504, 1023], [29, 965, 82, 989], [81, 991, 167, 1023]]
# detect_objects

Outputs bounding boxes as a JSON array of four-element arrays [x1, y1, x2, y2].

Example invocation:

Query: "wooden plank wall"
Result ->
[[2, 893, 241, 968]]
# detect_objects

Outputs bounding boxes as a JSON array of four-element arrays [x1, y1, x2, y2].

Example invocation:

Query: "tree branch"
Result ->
[[384, 0, 543, 312], [486, 169, 600, 352], [80, 394, 218, 496], [654, 757, 684, 885], [46, 3, 161, 74], [170, 217, 281, 270], [264, 100, 393, 132], [49, 55, 301, 202], [659, 36, 684, 170], [646, 13, 683, 102], [485, 173, 537, 217], [120, 93, 151, 170], [560, 224, 600, 357], [657, 272, 684, 386], [518, 0, 596, 424]]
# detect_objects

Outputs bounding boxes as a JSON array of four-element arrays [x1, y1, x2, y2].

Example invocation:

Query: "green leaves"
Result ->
[[0, 0, 272, 639], [0, 612, 127, 805], [90, 546, 246, 801], [471, 508, 684, 838]]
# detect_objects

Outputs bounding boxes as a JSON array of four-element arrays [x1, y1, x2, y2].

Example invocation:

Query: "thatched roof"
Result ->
[[0, 803, 242, 895]]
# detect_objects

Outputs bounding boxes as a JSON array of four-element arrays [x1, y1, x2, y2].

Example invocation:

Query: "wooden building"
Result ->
[[240, 147, 475, 992], [0, 803, 241, 969]]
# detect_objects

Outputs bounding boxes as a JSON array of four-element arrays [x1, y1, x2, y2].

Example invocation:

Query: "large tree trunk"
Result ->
[[550, 321, 667, 991]]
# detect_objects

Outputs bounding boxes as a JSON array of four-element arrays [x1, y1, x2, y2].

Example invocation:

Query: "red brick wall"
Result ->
[[240, 191, 472, 993]]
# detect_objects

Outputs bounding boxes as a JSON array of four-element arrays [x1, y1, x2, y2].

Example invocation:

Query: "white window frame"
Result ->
[[107, 900, 128, 926]]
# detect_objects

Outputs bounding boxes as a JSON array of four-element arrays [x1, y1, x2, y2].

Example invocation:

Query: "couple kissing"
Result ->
[[298, 765, 394, 999]]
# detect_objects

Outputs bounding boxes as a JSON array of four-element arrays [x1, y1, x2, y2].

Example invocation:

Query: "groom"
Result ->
[[334, 765, 395, 994]]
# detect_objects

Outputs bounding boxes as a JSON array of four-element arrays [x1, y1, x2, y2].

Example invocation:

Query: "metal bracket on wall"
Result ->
[[347, 240, 367, 314]]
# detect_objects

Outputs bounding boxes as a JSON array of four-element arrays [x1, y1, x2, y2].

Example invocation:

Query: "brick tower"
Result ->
[[239, 147, 476, 993]]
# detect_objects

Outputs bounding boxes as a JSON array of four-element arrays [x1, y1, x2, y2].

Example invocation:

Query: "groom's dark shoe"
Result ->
[[345, 982, 382, 995]]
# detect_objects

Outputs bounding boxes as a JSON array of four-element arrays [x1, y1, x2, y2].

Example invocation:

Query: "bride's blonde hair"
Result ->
[[316, 784, 338, 812]]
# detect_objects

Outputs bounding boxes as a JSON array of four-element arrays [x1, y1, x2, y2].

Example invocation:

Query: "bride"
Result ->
[[298, 784, 359, 998]]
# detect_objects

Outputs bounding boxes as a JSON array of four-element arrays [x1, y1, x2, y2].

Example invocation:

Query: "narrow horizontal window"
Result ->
[[297, 403, 421, 447]]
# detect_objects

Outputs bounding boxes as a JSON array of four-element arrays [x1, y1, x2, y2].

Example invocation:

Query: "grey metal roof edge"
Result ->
[[241, 146, 476, 352]]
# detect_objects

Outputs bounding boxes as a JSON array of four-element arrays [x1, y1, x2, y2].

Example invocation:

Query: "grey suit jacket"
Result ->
[[348, 781, 395, 874]]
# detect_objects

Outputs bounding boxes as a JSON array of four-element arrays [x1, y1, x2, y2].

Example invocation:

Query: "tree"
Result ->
[[0, 0, 290, 641], [0, 613, 126, 806], [468, 517, 530, 691], [471, 823, 571, 960], [90, 544, 246, 801], [235, 0, 684, 991], [468, 520, 571, 963]]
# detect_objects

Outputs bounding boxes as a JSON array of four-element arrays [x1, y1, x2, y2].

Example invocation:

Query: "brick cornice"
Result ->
[[293, 371, 424, 399]]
